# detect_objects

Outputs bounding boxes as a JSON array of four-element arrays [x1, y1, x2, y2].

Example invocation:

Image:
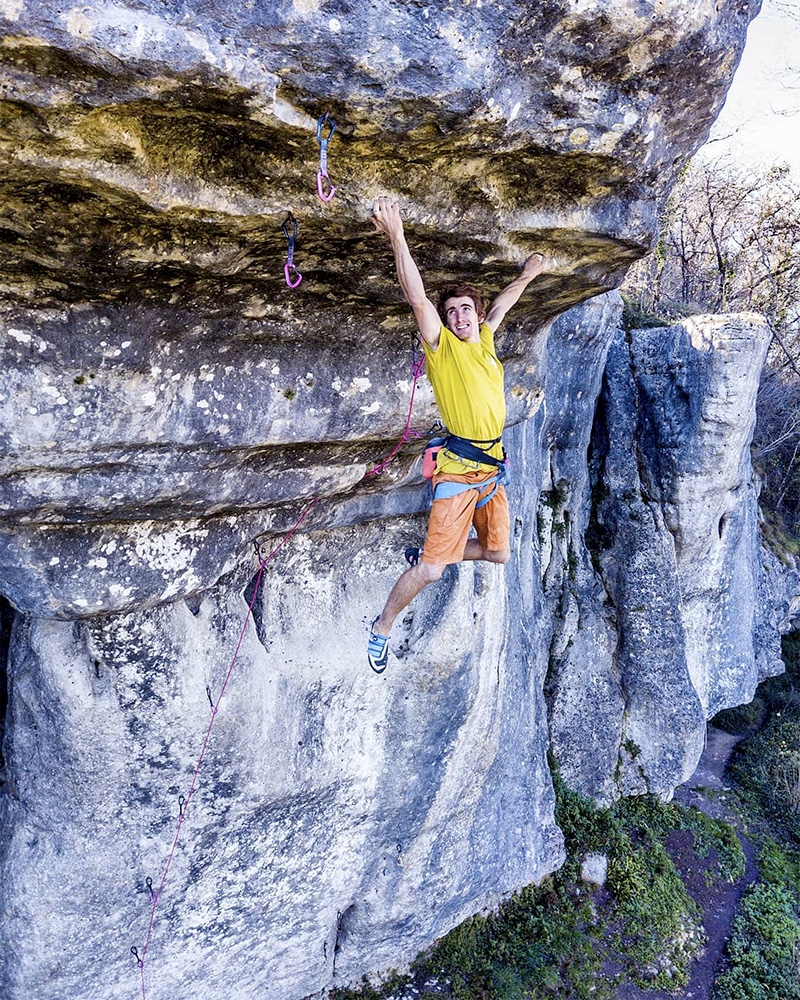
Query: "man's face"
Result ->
[[443, 296, 482, 342]]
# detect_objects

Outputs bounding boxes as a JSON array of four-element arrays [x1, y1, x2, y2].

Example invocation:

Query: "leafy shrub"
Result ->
[[614, 795, 745, 883], [730, 710, 800, 843], [713, 841, 800, 1000]]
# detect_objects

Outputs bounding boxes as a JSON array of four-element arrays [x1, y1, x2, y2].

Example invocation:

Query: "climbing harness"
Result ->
[[282, 212, 303, 288], [131, 499, 318, 1000], [441, 433, 506, 468], [315, 112, 336, 203], [433, 460, 510, 509], [423, 432, 509, 505]]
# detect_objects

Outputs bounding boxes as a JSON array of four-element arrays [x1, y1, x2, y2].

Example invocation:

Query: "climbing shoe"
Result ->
[[367, 617, 389, 674], [404, 546, 423, 567]]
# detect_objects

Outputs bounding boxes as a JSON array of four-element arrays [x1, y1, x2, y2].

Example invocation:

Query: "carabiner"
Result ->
[[284, 261, 303, 289], [316, 112, 336, 149], [281, 212, 303, 288], [315, 113, 337, 203], [316, 170, 336, 202], [281, 212, 298, 244]]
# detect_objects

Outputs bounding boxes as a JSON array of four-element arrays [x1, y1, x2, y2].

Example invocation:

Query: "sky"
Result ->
[[702, 0, 800, 175]]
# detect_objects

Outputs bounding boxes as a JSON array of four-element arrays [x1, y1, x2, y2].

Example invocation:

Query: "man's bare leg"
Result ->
[[373, 540, 510, 639], [372, 561, 445, 637]]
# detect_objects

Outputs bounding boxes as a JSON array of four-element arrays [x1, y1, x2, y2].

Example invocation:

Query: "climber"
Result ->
[[367, 197, 545, 672]]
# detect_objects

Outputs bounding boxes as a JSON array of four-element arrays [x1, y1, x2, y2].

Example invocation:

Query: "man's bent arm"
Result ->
[[485, 254, 545, 333], [371, 198, 442, 348]]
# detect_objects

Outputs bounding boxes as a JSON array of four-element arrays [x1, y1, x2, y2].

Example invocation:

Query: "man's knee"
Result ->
[[416, 560, 446, 583], [486, 547, 511, 565]]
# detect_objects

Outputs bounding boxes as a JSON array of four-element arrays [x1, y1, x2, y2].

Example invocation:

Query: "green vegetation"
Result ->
[[620, 295, 673, 331], [730, 710, 800, 842], [759, 509, 800, 561], [726, 631, 800, 843], [329, 777, 742, 1000], [710, 629, 800, 998], [712, 841, 800, 1000]]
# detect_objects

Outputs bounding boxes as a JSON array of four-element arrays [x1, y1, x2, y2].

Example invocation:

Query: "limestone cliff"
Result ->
[[3, 2, 798, 999]]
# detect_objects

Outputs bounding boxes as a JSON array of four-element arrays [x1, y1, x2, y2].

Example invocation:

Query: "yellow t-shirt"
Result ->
[[423, 321, 505, 475]]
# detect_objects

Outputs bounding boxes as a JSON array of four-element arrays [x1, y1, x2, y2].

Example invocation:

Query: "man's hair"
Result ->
[[436, 283, 488, 324]]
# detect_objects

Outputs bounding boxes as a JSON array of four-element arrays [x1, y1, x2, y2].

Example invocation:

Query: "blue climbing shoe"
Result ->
[[367, 617, 389, 674]]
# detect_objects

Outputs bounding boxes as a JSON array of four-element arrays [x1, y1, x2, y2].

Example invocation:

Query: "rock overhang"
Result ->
[[0, 0, 762, 616], [0, 0, 760, 313]]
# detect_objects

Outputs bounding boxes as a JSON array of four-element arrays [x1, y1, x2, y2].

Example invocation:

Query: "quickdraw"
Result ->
[[282, 212, 303, 289], [316, 112, 336, 203]]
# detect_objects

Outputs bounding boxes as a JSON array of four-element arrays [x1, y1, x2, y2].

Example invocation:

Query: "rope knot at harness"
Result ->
[[315, 112, 336, 203]]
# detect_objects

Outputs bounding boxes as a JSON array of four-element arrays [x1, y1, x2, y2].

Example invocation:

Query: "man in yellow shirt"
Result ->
[[367, 197, 545, 673]]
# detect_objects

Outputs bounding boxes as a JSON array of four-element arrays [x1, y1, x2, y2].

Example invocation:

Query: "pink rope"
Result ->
[[134, 344, 424, 994], [365, 348, 426, 477], [136, 497, 319, 998]]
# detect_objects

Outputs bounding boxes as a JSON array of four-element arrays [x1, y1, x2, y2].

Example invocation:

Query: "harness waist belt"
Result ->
[[443, 433, 506, 468]]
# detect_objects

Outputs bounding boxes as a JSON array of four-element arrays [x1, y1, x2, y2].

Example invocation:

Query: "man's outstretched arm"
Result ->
[[485, 254, 545, 333], [371, 198, 442, 348]]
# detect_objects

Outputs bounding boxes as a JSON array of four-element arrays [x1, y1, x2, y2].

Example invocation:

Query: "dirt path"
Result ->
[[616, 726, 759, 1000]]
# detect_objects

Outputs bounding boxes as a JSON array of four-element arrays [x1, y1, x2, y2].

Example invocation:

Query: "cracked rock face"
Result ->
[[546, 313, 796, 803], [3, 2, 796, 999], [1, 535, 560, 1000], [4, 295, 796, 1000]]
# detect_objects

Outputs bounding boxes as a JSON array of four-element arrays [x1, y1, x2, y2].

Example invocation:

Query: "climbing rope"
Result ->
[[132, 335, 428, 993], [315, 112, 336, 203], [282, 212, 303, 288], [366, 340, 427, 477], [132, 497, 319, 999]]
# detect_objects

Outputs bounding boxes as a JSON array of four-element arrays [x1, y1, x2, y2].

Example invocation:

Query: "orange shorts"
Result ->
[[421, 471, 510, 566]]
